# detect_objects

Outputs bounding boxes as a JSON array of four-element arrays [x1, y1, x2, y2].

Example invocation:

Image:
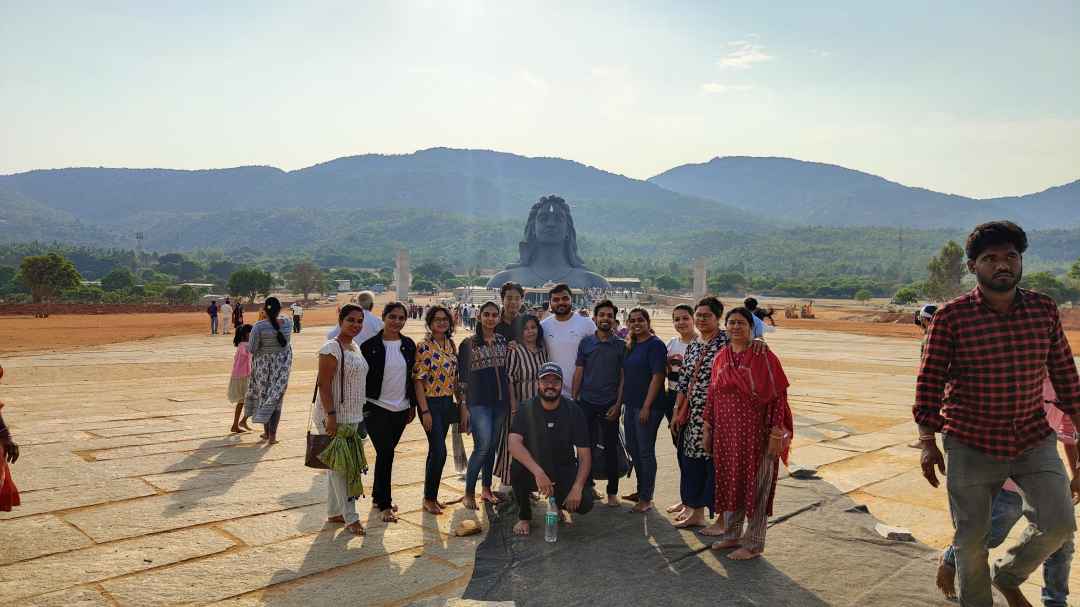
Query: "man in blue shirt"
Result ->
[[744, 297, 766, 338], [572, 299, 625, 506]]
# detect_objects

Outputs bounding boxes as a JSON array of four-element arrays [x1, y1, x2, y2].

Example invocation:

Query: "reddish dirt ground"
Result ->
[[3, 297, 1078, 356]]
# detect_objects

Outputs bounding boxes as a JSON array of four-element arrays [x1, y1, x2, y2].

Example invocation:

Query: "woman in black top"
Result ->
[[360, 302, 417, 523]]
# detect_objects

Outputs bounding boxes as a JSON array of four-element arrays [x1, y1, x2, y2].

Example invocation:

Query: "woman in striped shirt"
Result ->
[[495, 315, 548, 484]]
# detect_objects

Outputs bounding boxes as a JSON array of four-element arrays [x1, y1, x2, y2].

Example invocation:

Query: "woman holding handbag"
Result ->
[[670, 297, 726, 529], [703, 307, 793, 561], [314, 304, 370, 536]]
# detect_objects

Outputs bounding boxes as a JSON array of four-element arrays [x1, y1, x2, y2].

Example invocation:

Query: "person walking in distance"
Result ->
[[220, 299, 233, 335], [290, 300, 304, 334], [231, 297, 245, 332], [540, 284, 596, 398], [207, 300, 219, 335], [508, 363, 594, 535], [572, 299, 625, 507], [916, 221, 1080, 607]]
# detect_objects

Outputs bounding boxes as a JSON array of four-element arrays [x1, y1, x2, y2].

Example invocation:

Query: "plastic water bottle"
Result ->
[[544, 496, 558, 543]]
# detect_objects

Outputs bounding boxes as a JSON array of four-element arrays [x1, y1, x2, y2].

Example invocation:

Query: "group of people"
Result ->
[[207, 297, 244, 335], [300, 280, 794, 560]]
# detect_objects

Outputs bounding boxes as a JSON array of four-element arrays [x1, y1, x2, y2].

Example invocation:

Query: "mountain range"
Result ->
[[0, 148, 1076, 259]]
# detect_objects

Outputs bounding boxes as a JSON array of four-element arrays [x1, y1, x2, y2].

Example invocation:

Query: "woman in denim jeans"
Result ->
[[458, 301, 511, 510], [413, 305, 460, 515]]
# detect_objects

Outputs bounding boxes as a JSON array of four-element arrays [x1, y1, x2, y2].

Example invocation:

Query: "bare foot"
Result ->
[[674, 515, 706, 529], [230, 426, 243, 433], [267, 436, 279, 445], [727, 547, 761, 560], [560, 510, 574, 525], [345, 521, 365, 536], [481, 489, 502, 505], [992, 581, 1033, 607], [631, 500, 653, 513], [260, 433, 268, 440], [380, 509, 398, 523], [710, 539, 741, 550], [422, 499, 444, 515], [699, 521, 727, 537], [605, 495, 620, 507], [936, 557, 957, 600], [513, 520, 531, 535], [327, 515, 345, 523], [463, 495, 479, 510], [240, 421, 252, 431], [666, 502, 686, 514]]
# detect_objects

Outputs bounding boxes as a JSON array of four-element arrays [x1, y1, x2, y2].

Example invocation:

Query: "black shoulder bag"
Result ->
[[305, 342, 347, 469]]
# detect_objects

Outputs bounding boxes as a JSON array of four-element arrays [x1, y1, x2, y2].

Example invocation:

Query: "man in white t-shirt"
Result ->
[[290, 301, 304, 334], [219, 299, 233, 335], [327, 290, 383, 345], [541, 283, 596, 398]]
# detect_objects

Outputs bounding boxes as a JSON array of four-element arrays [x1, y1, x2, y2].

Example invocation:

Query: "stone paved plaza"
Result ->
[[1, 322, 1076, 605]]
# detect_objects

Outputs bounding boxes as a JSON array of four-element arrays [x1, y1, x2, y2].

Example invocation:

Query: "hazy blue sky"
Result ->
[[2, 1, 1077, 197]]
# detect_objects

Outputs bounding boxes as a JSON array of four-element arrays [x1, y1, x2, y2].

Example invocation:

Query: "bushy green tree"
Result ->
[[101, 267, 136, 292], [892, 286, 920, 304], [228, 268, 273, 301], [654, 275, 684, 292], [18, 253, 82, 303], [925, 241, 965, 301], [412, 278, 437, 293], [286, 262, 324, 300], [854, 289, 873, 302], [1021, 272, 1078, 304]]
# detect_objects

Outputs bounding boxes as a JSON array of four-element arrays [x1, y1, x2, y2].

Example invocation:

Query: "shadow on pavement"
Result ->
[[463, 463, 949, 606]]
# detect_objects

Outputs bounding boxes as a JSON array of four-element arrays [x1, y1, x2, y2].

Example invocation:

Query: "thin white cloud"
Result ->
[[701, 82, 755, 94], [718, 41, 772, 69]]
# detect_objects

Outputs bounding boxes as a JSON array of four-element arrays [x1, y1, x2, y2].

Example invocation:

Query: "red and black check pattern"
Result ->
[[914, 287, 1080, 458]]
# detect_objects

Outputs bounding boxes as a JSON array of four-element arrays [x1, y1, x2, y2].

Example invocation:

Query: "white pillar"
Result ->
[[693, 257, 707, 299], [395, 250, 411, 301]]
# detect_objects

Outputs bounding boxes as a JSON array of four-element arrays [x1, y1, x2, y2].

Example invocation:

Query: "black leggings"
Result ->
[[363, 404, 410, 510]]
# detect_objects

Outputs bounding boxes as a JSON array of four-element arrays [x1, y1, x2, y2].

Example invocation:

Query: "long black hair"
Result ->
[[472, 300, 501, 345], [233, 323, 253, 347], [264, 297, 287, 347]]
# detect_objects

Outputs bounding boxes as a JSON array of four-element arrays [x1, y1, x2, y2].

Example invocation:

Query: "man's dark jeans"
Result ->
[[581, 399, 621, 496]]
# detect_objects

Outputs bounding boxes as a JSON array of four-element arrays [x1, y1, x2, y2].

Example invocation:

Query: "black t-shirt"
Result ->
[[510, 397, 589, 469]]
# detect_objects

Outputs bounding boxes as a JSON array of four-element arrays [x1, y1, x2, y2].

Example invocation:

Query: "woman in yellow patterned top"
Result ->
[[413, 305, 460, 515]]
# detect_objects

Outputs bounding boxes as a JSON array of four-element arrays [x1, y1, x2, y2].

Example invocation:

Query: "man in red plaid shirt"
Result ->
[[915, 221, 1080, 607]]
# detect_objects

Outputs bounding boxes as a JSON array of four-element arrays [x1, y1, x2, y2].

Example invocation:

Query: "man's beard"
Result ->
[[977, 268, 1022, 293], [597, 320, 611, 331], [554, 304, 571, 315], [540, 387, 561, 400]]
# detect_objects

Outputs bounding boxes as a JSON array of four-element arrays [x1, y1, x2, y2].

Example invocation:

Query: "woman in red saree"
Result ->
[[703, 307, 792, 560], [0, 365, 20, 512]]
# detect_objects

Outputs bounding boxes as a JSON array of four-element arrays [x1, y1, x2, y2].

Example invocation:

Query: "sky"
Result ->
[[2, 1, 1078, 198]]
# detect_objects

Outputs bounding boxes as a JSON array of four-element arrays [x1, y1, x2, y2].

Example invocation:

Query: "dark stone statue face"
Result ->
[[532, 203, 569, 245]]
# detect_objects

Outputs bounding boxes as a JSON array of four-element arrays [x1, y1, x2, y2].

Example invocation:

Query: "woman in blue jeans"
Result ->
[[621, 307, 668, 513], [413, 306, 460, 515], [458, 301, 511, 510]]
